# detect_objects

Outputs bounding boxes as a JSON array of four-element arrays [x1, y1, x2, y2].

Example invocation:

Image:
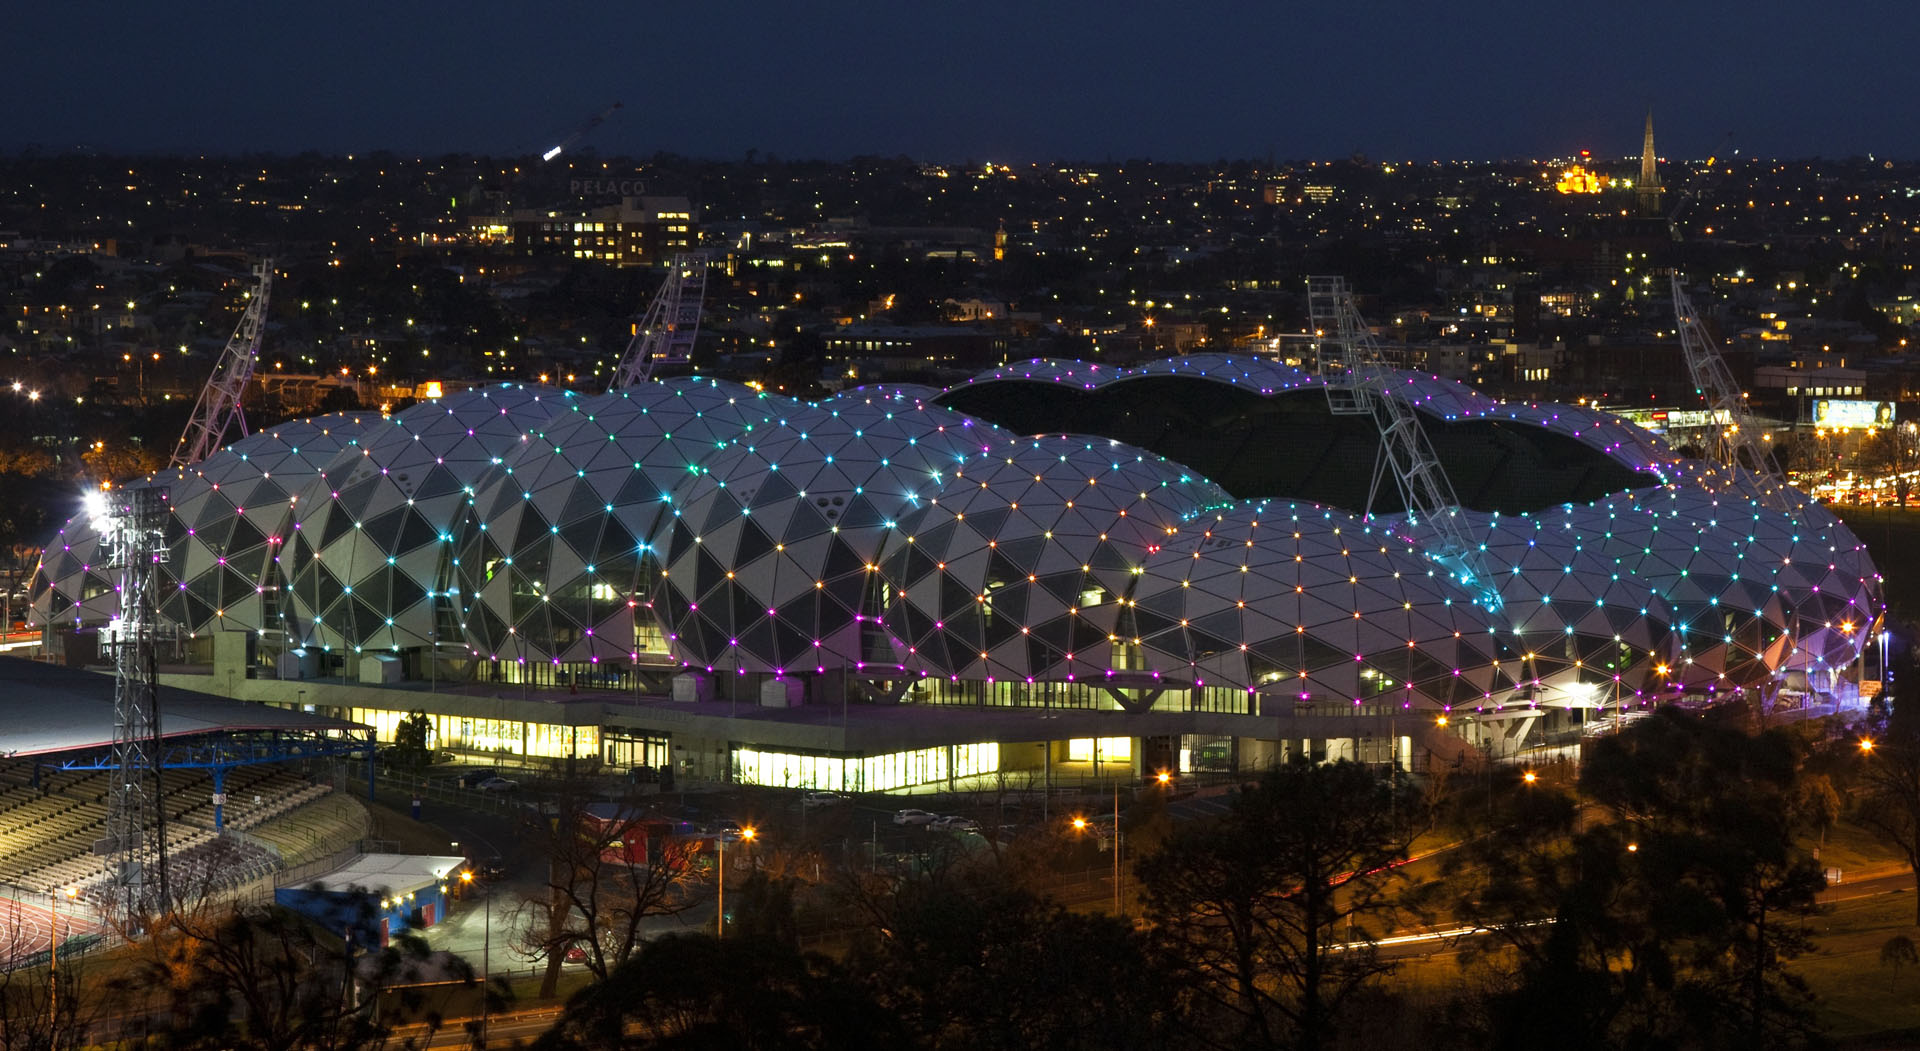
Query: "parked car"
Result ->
[[711, 819, 746, 840], [475, 777, 519, 793], [801, 791, 850, 810], [893, 808, 938, 826], [931, 815, 980, 832]]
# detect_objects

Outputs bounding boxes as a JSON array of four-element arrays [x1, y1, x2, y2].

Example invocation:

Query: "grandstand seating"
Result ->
[[0, 760, 335, 896], [243, 793, 371, 869]]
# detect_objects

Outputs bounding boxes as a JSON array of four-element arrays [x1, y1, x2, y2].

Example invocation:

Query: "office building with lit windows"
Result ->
[[469, 196, 696, 265], [30, 356, 1882, 791]]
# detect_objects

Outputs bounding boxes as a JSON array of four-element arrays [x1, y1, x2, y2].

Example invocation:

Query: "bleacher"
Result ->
[[243, 793, 372, 869], [0, 760, 332, 896]]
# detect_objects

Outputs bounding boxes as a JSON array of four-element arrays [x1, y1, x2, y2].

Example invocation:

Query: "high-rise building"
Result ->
[[1637, 109, 1664, 217]]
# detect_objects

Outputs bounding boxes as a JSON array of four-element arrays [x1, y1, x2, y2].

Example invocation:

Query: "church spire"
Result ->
[[1638, 109, 1664, 217]]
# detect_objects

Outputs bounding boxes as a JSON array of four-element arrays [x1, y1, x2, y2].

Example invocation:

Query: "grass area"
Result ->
[[365, 801, 465, 856], [1808, 818, 1908, 877], [1795, 892, 1920, 1040]]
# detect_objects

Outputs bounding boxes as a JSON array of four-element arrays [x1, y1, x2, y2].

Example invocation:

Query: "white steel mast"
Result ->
[[1670, 272, 1792, 506], [1308, 275, 1500, 611], [171, 258, 273, 467], [609, 253, 706, 390]]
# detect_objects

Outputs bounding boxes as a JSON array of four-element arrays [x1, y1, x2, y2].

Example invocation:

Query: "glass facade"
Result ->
[[345, 706, 600, 760], [733, 743, 1000, 792]]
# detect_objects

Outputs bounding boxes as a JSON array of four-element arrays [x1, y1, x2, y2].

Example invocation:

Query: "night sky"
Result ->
[[10, 1, 1919, 162]]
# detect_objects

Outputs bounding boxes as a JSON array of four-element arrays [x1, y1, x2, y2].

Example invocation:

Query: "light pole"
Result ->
[[1112, 783, 1122, 917], [49, 886, 73, 1026], [460, 870, 489, 1047], [716, 826, 755, 939]]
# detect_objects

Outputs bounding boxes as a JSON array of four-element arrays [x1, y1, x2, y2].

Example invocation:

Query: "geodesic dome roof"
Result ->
[[31, 358, 1880, 711], [282, 385, 575, 652], [1126, 502, 1515, 707], [654, 391, 1008, 674], [1457, 508, 1679, 706], [453, 378, 806, 667], [872, 434, 1234, 682], [29, 411, 380, 635]]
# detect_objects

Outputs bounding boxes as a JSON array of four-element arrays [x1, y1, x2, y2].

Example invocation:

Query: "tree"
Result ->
[[1793, 772, 1841, 858], [1855, 424, 1920, 505], [1855, 649, 1920, 923], [1882, 934, 1918, 992], [134, 890, 466, 1051], [388, 709, 433, 772], [1454, 709, 1827, 1050], [0, 896, 100, 1051], [511, 783, 699, 997], [843, 877, 1189, 1051], [536, 932, 899, 1051], [79, 440, 162, 489], [1136, 760, 1418, 1051]]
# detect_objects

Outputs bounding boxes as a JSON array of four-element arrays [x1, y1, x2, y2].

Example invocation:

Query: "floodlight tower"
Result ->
[[172, 258, 274, 468], [1670, 273, 1795, 507], [91, 484, 171, 918], [1307, 276, 1500, 611], [609, 253, 707, 390]]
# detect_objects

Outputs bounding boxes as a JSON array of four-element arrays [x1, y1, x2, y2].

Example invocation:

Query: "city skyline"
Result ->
[[8, 1, 1920, 162]]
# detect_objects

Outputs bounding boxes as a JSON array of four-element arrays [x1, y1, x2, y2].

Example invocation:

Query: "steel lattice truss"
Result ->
[[610, 254, 707, 389], [173, 259, 274, 468], [99, 484, 170, 916], [1670, 273, 1797, 509], [1307, 276, 1499, 611]]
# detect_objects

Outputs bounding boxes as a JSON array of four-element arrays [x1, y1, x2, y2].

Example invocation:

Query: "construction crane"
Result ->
[[609, 253, 707, 390], [542, 101, 623, 162], [1308, 276, 1501, 611], [171, 258, 273, 468], [1670, 273, 1795, 504]]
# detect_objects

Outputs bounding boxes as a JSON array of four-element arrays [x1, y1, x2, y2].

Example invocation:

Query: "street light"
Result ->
[[460, 870, 489, 1047], [717, 826, 757, 939]]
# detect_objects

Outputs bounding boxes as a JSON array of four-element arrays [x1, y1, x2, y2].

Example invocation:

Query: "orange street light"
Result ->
[[1522, 771, 1538, 785]]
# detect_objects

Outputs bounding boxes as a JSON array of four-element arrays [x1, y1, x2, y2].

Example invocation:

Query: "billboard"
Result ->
[[1617, 408, 1732, 432], [1812, 400, 1894, 430]]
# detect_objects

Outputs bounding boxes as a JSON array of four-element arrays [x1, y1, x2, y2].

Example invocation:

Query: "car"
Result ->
[[475, 777, 520, 793], [801, 791, 850, 810], [893, 808, 938, 826], [711, 819, 745, 840], [931, 815, 979, 832], [564, 945, 588, 963]]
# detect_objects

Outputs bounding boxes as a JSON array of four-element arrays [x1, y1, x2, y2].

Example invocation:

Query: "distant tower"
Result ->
[[994, 219, 1007, 262], [1637, 109, 1664, 217]]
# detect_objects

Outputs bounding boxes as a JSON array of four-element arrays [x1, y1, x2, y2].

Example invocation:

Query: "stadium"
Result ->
[[0, 659, 374, 964], [26, 354, 1884, 791]]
